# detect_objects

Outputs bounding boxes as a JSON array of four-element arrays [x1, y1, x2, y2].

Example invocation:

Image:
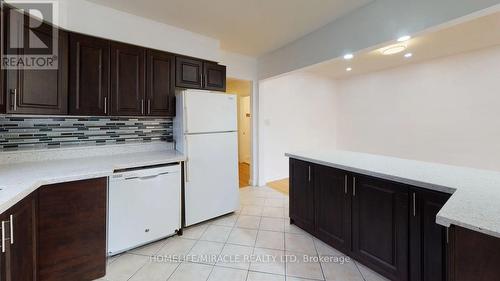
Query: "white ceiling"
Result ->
[[307, 10, 500, 79], [86, 0, 372, 56]]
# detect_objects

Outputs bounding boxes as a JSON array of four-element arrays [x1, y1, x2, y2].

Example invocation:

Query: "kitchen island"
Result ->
[[286, 149, 500, 281]]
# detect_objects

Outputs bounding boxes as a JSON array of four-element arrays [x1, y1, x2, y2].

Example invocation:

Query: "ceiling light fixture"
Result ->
[[397, 35, 411, 42], [343, 53, 354, 60], [404, 53, 413, 58], [346, 67, 352, 72], [380, 44, 407, 55]]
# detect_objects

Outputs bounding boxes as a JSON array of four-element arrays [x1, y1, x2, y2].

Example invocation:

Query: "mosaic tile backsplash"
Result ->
[[0, 116, 173, 151]]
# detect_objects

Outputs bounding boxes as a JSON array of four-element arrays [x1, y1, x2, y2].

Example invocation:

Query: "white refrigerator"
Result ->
[[174, 89, 240, 226]]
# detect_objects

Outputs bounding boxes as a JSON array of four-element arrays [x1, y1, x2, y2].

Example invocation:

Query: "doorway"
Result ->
[[226, 78, 252, 187]]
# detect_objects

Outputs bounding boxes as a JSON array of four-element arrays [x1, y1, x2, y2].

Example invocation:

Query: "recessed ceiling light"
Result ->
[[397, 35, 411, 42], [380, 44, 407, 55], [346, 67, 352, 72], [404, 53, 413, 58], [343, 54, 354, 60]]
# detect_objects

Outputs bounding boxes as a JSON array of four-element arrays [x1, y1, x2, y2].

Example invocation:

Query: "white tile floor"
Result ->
[[96, 186, 389, 281]]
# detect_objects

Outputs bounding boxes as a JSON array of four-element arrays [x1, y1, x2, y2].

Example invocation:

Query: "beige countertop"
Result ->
[[0, 146, 185, 214]]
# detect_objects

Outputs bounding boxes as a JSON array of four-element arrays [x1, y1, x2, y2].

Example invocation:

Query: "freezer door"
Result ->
[[185, 132, 239, 226], [184, 90, 237, 133]]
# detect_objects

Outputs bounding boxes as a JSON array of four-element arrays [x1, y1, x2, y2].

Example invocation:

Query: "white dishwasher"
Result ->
[[108, 164, 181, 256]]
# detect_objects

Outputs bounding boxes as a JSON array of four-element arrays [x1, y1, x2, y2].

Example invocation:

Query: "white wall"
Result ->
[[336, 45, 500, 171], [258, 72, 337, 185], [258, 0, 500, 79], [48, 0, 219, 61]]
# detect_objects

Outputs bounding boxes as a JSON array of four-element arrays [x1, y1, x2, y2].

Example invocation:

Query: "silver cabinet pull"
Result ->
[[104, 97, 108, 115], [200, 73, 203, 87], [308, 166, 311, 182], [344, 175, 348, 194], [9, 215, 13, 245], [1, 221, 5, 253], [353, 177, 356, 196], [141, 99, 145, 115], [11, 89, 17, 111], [148, 99, 151, 115], [413, 193, 416, 217]]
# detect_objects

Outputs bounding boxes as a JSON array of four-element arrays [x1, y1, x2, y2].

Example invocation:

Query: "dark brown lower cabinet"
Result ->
[[289, 159, 315, 233], [37, 178, 107, 281], [289, 158, 452, 281], [448, 226, 500, 281], [351, 175, 409, 281], [0, 194, 37, 281], [410, 189, 450, 281], [314, 165, 351, 253]]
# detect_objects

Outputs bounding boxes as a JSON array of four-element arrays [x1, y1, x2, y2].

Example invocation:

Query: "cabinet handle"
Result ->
[[446, 227, 449, 244], [344, 175, 348, 194], [11, 89, 17, 111], [200, 73, 203, 87], [308, 166, 311, 182], [141, 99, 145, 115], [413, 193, 416, 217], [353, 177, 356, 196], [1, 221, 5, 253], [148, 99, 151, 115], [9, 215, 13, 245], [104, 97, 108, 115]]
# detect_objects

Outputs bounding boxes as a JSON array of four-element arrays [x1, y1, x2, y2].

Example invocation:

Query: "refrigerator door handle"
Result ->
[[185, 136, 190, 182]]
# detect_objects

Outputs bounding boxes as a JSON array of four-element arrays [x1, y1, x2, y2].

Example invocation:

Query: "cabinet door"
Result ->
[[110, 42, 146, 116], [38, 178, 107, 281], [147, 50, 175, 116], [315, 165, 351, 253], [69, 33, 110, 115], [289, 159, 315, 233], [352, 175, 409, 281], [448, 226, 500, 281], [0, 7, 4, 113], [175, 57, 203, 89], [410, 189, 450, 281], [5, 12, 68, 115], [0, 194, 37, 281], [203, 62, 226, 92]]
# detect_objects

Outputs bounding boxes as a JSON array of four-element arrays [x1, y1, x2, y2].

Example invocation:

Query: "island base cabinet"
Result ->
[[448, 226, 500, 281], [289, 158, 451, 281], [410, 189, 450, 281], [314, 165, 351, 253], [37, 178, 107, 281], [351, 175, 409, 281], [289, 159, 315, 233]]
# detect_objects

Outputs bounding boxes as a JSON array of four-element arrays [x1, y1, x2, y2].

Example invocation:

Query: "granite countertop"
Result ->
[[0, 148, 185, 214], [286, 149, 500, 239]]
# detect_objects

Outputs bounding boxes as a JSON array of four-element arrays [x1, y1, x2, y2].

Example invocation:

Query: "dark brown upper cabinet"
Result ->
[[110, 42, 146, 116], [289, 158, 315, 234], [69, 33, 110, 116], [147, 50, 175, 116], [5, 9, 68, 115], [175, 57, 203, 89], [0, 8, 4, 114], [314, 165, 351, 254], [203, 62, 226, 91], [0, 194, 37, 281], [175, 57, 227, 92]]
